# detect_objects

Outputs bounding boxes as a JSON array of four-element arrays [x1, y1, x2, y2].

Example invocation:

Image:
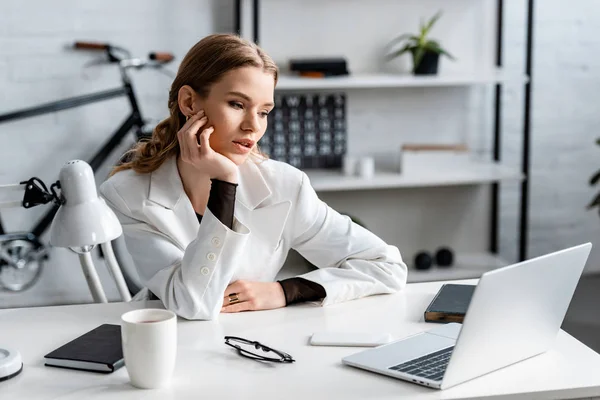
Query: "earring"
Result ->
[[185, 114, 189, 121]]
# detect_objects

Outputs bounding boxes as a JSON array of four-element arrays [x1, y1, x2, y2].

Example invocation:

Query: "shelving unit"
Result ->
[[235, 0, 535, 280], [279, 251, 508, 284], [306, 161, 523, 192], [277, 69, 529, 91], [407, 252, 507, 283]]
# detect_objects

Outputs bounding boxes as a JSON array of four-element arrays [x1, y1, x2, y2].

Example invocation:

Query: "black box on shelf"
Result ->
[[260, 93, 346, 169], [289, 57, 349, 76]]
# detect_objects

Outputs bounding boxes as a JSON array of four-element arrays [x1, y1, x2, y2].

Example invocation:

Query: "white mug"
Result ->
[[342, 155, 357, 176], [121, 309, 177, 389], [357, 157, 375, 179]]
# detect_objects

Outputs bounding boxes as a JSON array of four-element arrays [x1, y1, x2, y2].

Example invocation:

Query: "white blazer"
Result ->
[[99, 156, 407, 320]]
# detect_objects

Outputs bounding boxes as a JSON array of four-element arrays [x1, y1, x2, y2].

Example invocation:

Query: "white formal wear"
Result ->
[[99, 156, 408, 320]]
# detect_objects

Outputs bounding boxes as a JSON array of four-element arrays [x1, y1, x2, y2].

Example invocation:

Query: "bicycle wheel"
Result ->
[[0, 236, 46, 292]]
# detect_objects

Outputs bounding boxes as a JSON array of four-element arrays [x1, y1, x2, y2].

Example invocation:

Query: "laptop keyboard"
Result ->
[[388, 346, 454, 382]]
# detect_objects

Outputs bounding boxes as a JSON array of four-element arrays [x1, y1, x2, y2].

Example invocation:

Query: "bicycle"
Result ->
[[0, 41, 174, 294]]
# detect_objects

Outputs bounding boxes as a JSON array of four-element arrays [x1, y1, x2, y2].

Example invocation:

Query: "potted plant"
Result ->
[[588, 138, 600, 215], [386, 11, 455, 75]]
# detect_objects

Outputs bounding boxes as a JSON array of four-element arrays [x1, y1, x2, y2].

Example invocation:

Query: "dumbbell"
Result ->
[[413, 247, 455, 270]]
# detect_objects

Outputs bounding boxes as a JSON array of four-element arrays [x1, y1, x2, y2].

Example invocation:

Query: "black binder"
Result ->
[[44, 324, 124, 373]]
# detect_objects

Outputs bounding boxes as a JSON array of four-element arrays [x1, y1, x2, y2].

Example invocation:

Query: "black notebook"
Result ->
[[424, 284, 476, 323], [44, 324, 124, 373]]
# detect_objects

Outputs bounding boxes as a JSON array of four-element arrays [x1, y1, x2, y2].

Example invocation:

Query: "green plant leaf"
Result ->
[[423, 41, 440, 52], [596, 137, 600, 146], [587, 192, 600, 209], [439, 49, 456, 60], [422, 10, 443, 38], [425, 41, 455, 60], [385, 43, 414, 61], [387, 33, 414, 49], [590, 169, 600, 186], [412, 47, 426, 71]]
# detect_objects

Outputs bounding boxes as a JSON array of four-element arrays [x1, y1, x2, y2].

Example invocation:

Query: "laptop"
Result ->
[[342, 243, 592, 390]]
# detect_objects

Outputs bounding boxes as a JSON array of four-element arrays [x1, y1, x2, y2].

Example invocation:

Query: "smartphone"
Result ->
[[309, 332, 393, 347]]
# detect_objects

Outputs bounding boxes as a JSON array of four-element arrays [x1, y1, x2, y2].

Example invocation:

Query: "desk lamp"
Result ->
[[49, 160, 131, 303], [0, 160, 131, 303]]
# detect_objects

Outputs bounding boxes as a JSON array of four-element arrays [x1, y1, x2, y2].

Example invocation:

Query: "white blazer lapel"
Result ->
[[236, 160, 291, 251], [142, 157, 199, 249], [141, 157, 291, 252], [248, 201, 291, 250]]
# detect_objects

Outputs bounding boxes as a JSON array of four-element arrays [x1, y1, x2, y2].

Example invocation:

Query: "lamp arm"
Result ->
[[100, 242, 132, 302], [0, 183, 28, 208], [77, 252, 108, 303]]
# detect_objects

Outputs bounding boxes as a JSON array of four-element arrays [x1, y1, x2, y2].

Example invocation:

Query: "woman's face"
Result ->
[[195, 66, 275, 166]]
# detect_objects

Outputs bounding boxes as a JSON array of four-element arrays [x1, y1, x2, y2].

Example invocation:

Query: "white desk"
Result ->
[[2, 280, 600, 400]]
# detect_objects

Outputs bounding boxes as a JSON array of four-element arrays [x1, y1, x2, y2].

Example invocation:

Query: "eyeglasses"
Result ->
[[224, 336, 295, 363]]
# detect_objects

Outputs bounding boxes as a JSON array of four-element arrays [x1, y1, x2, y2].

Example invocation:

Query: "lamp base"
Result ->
[[0, 348, 23, 382]]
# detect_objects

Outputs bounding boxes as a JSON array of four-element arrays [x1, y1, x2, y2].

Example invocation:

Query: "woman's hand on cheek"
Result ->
[[221, 280, 287, 313], [177, 111, 239, 184]]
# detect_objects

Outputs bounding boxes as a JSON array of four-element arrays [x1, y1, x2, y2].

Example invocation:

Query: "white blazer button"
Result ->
[[211, 237, 221, 247], [200, 267, 210, 276], [207, 252, 217, 261]]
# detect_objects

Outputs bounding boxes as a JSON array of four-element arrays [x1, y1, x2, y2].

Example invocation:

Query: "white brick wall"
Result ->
[[500, 0, 600, 271], [0, 0, 598, 308]]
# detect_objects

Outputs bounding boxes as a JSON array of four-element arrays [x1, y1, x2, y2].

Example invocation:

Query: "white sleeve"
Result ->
[[102, 189, 249, 320], [290, 172, 408, 305]]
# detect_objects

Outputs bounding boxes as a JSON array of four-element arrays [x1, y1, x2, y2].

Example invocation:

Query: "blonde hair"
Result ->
[[111, 34, 278, 176]]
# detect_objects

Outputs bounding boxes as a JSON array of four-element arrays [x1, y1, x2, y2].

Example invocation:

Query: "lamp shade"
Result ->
[[50, 160, 122, 249]]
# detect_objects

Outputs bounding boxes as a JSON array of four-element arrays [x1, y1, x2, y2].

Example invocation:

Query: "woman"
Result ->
[[100, 34, 407, 320]]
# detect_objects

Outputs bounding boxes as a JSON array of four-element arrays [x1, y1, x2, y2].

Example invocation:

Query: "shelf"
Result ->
[[305, 161, 523, 192], [278, 251, 507, 284], [407, 252, 508, 283], [276, 69, 528, 91]]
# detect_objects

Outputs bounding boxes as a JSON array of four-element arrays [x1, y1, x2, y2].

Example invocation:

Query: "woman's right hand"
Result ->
[[177, 110, 239, 183]]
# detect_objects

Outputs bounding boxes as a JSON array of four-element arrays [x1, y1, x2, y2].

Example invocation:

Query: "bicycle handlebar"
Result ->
[[74, 41, 110, 51], [149, 52, 175, 62], [73, 41, 174, 67]]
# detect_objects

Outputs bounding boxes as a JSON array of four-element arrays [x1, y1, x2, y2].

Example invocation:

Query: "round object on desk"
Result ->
[[435, 247, 454, 267], [0, 348, 23, 382], [414, 251, 433, 270]]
